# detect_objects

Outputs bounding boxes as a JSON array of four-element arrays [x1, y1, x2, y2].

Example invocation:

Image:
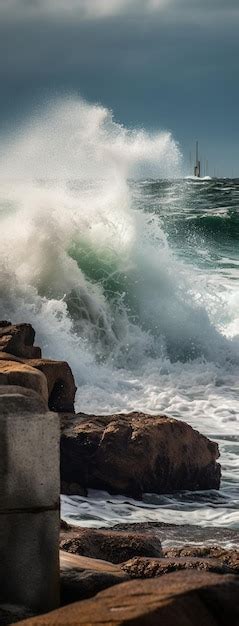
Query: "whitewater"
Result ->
[[0, 97, 238, 543]]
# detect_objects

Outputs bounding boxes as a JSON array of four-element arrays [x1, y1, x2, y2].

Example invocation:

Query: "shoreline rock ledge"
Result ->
[[0, 321, 76, 412], [61, 412, 221, 498]]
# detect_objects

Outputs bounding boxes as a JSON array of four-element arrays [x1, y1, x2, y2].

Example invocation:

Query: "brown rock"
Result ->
[[0, 321, 41, 358], [60, 526, 162, 564], [16, 570, 239, 625], [61, 412, 221, 498], [121, 554, 239, 578], [60, 550, 129, 605], [163, 546, 239, 572], [0, 321, 76, 412], [24, 359, 76, 413], [0, 360, 48, 403], [0, 352, 76, 413], [0, 385, 48, 413]]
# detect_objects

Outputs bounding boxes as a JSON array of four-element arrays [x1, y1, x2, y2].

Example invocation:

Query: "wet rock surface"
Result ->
[[106, 521, 239, 548], [60, 525, 163, 564]]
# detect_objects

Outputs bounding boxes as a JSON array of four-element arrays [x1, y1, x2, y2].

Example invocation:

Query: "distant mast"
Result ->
[[194, 141, 201, 177]]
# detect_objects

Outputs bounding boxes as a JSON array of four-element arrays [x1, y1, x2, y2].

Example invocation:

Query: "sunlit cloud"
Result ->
[[0, 0, 172, 21]]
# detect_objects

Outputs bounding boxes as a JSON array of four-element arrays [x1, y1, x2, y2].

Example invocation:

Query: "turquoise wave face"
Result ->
[[62, 178, 239, 366]]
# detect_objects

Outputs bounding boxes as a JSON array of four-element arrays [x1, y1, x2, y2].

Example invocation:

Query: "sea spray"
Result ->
[[0, 97, 238, 531]]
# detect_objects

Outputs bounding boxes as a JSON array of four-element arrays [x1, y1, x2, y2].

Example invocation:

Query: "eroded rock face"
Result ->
[[163, 546, 239, 572], [0, 385, 48, 413], [23, 359, 76, 413], [0, 353, 76, 413], [60, 526, 163, 564], [0, 322, 41, 359], [121, 554, 239, 578], [61, 412, 221, 497], [0, 360, 48, 403], [16, 570, 239, 625]]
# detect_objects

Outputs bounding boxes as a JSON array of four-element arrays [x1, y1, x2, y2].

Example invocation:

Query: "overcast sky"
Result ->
[[1, 0, 239, 176]]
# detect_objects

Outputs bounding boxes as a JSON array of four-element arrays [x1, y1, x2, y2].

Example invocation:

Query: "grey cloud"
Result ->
[[0, 0, 239, 175], [1, 0, 239, 23]]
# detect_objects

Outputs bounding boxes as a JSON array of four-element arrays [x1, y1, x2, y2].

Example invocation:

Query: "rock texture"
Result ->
[[122, 554, 239, 578], [163, 546, 239, 572], [0, 321, 76, 412], [60, 526, 163, 564], [0, 385, 48, 413], [0, 360, 48, 403], [24, 359, 76, 413], [60, 551, 128, 605], [0, 321, 41, 359], [16, 570, 239, 625], [61, 412, 221, 497]]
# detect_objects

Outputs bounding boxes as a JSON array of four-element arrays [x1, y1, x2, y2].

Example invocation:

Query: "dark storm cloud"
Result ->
[[1, 0, 239, 174]]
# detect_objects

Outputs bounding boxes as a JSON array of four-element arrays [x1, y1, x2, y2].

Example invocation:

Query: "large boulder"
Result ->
[[0, 360, 48, 403], [60, 412, 221, 498], [0, 321, 41, 359], [16, 570, 239, 625], [60, 526, 163, 564]]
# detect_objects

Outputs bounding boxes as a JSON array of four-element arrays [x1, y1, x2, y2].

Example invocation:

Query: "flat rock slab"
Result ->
[[60, 525, 162, 564], [16, 570, 239, 625], [60, 551, 128, 605], [61, 411, 221, 497]]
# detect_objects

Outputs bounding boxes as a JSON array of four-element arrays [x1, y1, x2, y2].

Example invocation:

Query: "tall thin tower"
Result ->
[[194, 141, 201, 177]]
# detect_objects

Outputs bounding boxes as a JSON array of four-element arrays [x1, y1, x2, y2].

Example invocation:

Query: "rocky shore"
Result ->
[[0, 321, 238, 625]]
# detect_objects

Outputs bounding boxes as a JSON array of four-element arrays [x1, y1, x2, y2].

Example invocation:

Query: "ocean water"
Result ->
[[0, 98, 238, 543]]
